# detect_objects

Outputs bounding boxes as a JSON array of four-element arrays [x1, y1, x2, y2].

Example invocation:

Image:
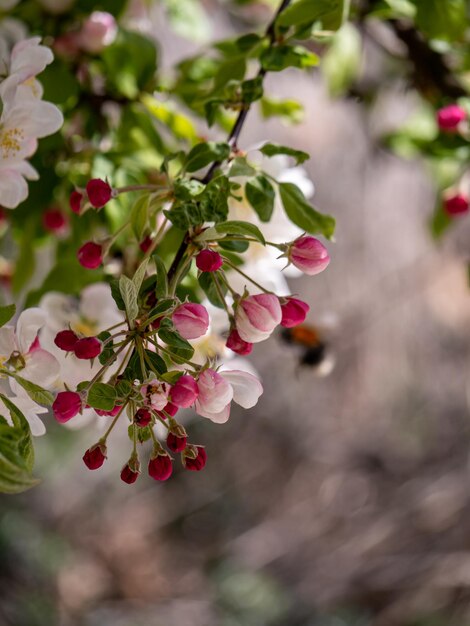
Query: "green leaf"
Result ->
[[277, 0, 345, 32], [148, 298, 175, 318], [259, 144, 309, 165], [119, 275, 139, 324], [412, 0, 466, 41], [229, 157, 257, 177], [158, 328, 194, 361], [130, 195, 150, 241], [245, 176, 276, 222], [110, 279, 126, 311], [260, 97, 304, 125], [0, 304, 15, 328], [322, 23, 361, 97], [198, 272, 227, 309], [279, 182, 335, 239], [215, 220, 266, 244], [241, 76, 264, 103], [144, 349, 167, 375], [97, 331, 115, 366], [163, 0, 211, 43], [219, 239, 249, 253], [185, 142, 230, 173], [129, 423, 153, 443], [87, 383, 117, 411], [133, 258, 149, 295], [153, 255, 169, 298], [9, 374, 54, 406], [260, 45, 319, 72]]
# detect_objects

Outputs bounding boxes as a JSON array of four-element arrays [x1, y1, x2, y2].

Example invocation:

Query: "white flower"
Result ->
[[0, 379, 49, 436]]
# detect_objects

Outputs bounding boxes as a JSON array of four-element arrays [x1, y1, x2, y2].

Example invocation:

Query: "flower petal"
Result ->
[[220, 369, 263, 409]]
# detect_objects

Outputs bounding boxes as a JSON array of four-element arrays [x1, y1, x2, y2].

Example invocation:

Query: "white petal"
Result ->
[[16, 307, 46, 353], [196, 402, 231, 424], [0, 168, 28, 208], [220, 370, 263, 409], [0, 326, 17, 358], [21, 349, 60, 387]]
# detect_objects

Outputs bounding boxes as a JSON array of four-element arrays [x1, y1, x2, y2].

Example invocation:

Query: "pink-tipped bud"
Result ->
[[74, 337, 102, 360], [155, 402, 178, 420], [134, 407, 152, 427], [120, 463, 140, 484], [53, 391, 82, 423], [444, 193, 469, 216], [235, 293, 282, 343], [86, 178, 112, 208], [167, 431, 187, 453], [77, 241, 103, 269], [148, 452, 173, 481], [183, 445, 207, 471], [95, 405, 121, 416], [280, 297, 310, 328], [196, 249, 223, 272], [70, 190, 83, 214], [139, 235, 153, 253], [288, 236, 330, 276], [226, 328, 253, 355], [43, 208, 68, 234], [83, 443, 107, 470], [437, 104, 467, 131], [54, 329, 79, 352], [79, 11, 117, 54], [172, 302, 209, 340], [169, 374, 199, 408]]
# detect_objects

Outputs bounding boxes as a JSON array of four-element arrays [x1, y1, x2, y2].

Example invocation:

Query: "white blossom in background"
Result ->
[[0, 32, 63, 208]]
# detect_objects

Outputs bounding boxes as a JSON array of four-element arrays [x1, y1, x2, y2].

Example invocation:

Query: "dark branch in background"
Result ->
[[167, 0, 292, 283]]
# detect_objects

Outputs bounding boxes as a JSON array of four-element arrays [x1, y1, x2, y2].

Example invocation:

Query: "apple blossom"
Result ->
[[288, 236, 330, 276], [79, 12, 118, 54], [141, 379, 168, 411], [235, 293, 282, 343], [172, 302, 209, 340]]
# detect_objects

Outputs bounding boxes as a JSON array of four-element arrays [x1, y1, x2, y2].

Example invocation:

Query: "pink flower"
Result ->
[[53, 391, 82, 423], [235, 293, 281, 343], [288, 236, 330, 276], [196, 249, 223, 272], [226, 328, 253, 355], [54, 329, 79, 351], [183, 445, 207, 471], [141, 379, 168, 411], [74, 336, 102, 359], [437, 104, 466, 131], [83, 443, 107, 470], [195, 368, 263, 423], [79, 11, 117, 54], [77, 241, 103, 269], [69, 190, 83, 214], [169, 374, 199, 408], [43, 208, 68, 234], [280, 297, 310, 328], [148, 453, 173, 481], [444, 193, 469, 216], [172, 302, 209, 340], [86, 178, 112, 208]]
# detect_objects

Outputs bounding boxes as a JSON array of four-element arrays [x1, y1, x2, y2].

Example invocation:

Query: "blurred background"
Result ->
[[2, 2, 470, 625]]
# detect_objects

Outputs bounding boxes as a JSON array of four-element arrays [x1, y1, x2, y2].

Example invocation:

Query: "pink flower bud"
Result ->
[[80, 11, 117, 54], [43, 208, 68, 234], [148, 453, 173, 481], [183, 445, 207, 471], [54, 329, 79, 352], [280, 297, 310, 328], [288, 236, 330, 276], [444, 193, 469, 216], [437, 104, 467, 131], [155, 402, 178, 420], [77, 242, 103, 269], [172, 302, 209, 340], [74, 337, 102, 360], [95, 405, 121, 417], [169, 374, 199, 408], [134, 407, 152, 427], [196, 249, 223, 272], [53, 391, 82, 423], [226, 328, 253, 355], [235, 293, 282, 343], [83, 443, 107, 470], [167, 431, 187, 453], [86, 178, 112, 208], [120, 463, 139, 484], [70, 190, 83, 214]]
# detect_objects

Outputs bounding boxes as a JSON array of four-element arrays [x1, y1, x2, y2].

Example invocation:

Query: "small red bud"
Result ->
[[77, 241, 103, 269], [43, 208, 68, 234], [139, 235, 153, 253], [86, 178, 112, 208], [148, 453, 173, 481], [169, 374, 199, 408], [74, 336, 102, 360], [95, 405, 121, 416], [183, 445, 207, 471], [280, 297, 310, 328], [54, 329, 79, 352], [155, 402, 178, 420], [120, 463, 140, 484], [83, 443, 107, 470], [70, 190, 83, 214], [444, 193, 469, 216], [134, 407, 152, 427], [53, 391, 82, 423], [196, 249, 223, 272], [226, 328, 253, 355], [167, 431, 187, 453]]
